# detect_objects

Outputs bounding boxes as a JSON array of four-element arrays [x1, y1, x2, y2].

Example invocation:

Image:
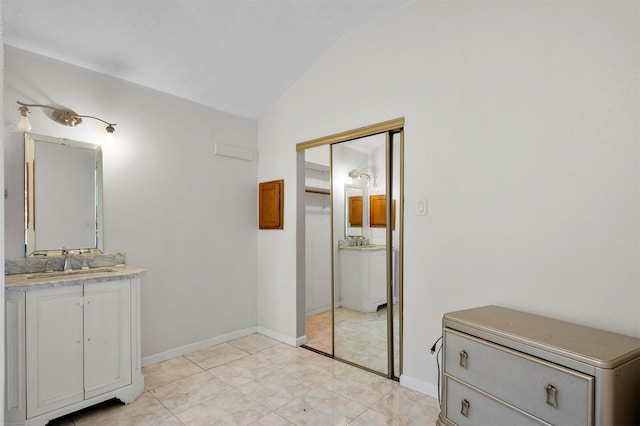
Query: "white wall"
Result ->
[[258, 0, 640, 395], [4, 47, 259, 360]]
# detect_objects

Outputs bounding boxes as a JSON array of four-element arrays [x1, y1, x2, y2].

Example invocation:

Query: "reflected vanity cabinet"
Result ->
[[5, 273, 144, 426], [437, 306, 640, 426], [339, 247, 386, 313]]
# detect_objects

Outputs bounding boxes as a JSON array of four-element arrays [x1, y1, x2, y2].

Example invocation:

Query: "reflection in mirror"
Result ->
[[25, 133, 103, 256], [333, 134, 390, 375], [345, 184, 363, 237], [303, 149, 333, 355]]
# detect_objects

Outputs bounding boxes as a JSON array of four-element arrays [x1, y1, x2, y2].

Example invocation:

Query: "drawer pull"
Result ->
[[460, 398, 470, 417], [545, 384, 558, 407], [459, 350, 469, 368]]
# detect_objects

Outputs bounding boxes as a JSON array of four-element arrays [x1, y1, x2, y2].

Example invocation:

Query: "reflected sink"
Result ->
[[27, 268, 117, 279]]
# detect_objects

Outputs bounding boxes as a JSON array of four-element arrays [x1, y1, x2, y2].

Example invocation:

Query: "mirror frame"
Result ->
[[25, 133, 104, 256]]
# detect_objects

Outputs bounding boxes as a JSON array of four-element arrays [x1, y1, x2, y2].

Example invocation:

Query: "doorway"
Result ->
[[297, 118, 404, 379]]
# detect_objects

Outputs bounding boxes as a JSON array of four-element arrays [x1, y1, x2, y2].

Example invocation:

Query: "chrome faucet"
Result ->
[[63, 250, 73, 271]]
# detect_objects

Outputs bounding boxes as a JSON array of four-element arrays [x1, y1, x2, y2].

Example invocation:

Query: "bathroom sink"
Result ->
[[27, 268, 117, 279]]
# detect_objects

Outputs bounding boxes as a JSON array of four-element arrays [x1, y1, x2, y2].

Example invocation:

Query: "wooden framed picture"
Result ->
[[259, 179, 284, 229]]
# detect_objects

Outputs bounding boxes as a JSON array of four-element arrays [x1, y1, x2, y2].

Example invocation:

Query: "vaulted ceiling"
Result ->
[[4, 0, 409, 119]]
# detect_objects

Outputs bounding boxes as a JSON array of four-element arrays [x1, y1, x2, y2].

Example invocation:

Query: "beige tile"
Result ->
[[228, 333, 281, 354], [175, 389, 271, 426], [369, 386, 441, 425], [276, 386, 368, 426], [184, 342, 249, 370], [249, 412, 294, 425], [282, 357, 354, 386], [251, 343, 317, 369], [153, 416, 185, 425], [208, 353, 283, 387], [73, 392, 172, 426], [237, 370, 316, 409], [321, 366, 398, 406], [347, 408, 393, 426], [151, 371, 234, 414], [142, 356, 203, 391]]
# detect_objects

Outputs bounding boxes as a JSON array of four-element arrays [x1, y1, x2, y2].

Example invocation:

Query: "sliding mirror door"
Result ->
[[332, 134, 389, 374], [297, 119, 403, 379]]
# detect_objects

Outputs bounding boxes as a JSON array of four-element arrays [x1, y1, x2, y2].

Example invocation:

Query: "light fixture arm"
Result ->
[[16, 101, 117, 132]]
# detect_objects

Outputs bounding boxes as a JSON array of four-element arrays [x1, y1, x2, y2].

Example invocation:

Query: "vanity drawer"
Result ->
[[443, 376, 544, 426], [444, 330, 594, 425]]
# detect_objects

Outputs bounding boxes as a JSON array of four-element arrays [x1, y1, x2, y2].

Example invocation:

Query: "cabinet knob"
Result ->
[[545, 384, 558, 407], [459, 350, 469, 369], [460, 398, 470, 417]]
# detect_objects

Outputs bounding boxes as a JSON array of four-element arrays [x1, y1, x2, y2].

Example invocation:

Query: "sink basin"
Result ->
[[27, 268, 117, 279]]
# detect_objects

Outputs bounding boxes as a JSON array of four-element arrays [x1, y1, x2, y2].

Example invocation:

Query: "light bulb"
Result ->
[[17, 113, 31, 132], [104, 125, 115, 144]]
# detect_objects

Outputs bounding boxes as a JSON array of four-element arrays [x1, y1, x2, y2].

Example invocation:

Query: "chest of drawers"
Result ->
[[437, 306, 640, 426]]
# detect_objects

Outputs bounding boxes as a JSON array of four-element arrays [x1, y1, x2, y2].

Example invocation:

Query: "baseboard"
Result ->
[[256, 326, 301, 347], [141, 326, 258, 367], [305, 305, 331, 317], [296, 334, 308, 346], [399, 373, 440, 400]]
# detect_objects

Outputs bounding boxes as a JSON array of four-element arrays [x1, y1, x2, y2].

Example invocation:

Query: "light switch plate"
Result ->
[[417, 198, 427, 216]]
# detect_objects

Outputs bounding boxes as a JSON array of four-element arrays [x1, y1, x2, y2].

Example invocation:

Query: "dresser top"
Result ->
[[444, 305, 640, 369]]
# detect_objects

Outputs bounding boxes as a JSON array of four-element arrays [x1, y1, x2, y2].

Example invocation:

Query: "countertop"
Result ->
[[5, 264, 145, 292], [339, 244, 386, 250]]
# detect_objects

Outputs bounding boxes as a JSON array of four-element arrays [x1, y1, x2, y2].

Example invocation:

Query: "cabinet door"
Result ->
[[84, 279, 132, 399], [26, 286, 84, 417], [369, 250, 387, 303]]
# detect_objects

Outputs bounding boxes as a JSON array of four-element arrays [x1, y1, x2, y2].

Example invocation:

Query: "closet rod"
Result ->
[[305, 188, 330, 195]]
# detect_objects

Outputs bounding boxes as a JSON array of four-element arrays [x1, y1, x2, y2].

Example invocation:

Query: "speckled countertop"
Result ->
[[339, 244, 386, 250], [5, 264, 145, 292]]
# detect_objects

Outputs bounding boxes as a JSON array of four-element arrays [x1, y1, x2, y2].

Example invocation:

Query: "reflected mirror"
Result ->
[[25, 133, 103, 256], [345, 184, 363, 237]]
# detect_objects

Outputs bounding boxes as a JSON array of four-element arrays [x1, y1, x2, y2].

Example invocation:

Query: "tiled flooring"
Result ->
[[48, 334, 440, 425], [306, 306, 400, 376]]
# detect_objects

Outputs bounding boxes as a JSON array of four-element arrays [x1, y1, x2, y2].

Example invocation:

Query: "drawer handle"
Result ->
[[459, 350, 469, 368], [460, 398, 470, 417], [545, 384, 558, 407]]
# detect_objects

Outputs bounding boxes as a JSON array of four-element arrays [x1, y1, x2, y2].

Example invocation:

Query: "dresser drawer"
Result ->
[[444, 330, 594, 425], [444, 377, 543, 426]]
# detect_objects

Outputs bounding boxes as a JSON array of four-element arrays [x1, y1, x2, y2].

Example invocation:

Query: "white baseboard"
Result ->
[[141, 326, 258, 367], [256, 326, 300, 347], [305, 305, 331, 317], [399, 374, 440, 400]]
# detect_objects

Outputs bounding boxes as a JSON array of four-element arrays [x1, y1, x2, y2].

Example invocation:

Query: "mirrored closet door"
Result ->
[[299, 119, 404, 379]]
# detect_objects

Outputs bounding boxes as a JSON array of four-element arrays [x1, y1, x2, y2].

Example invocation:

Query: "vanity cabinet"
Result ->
[[339, 247, 386, 313], [5, 267, 143, 426], [437, 305, 640, 426]]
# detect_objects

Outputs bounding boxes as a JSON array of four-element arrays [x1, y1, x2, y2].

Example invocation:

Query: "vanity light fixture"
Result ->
[[16, 101, 117, 142], [348, 169, 371, 186]]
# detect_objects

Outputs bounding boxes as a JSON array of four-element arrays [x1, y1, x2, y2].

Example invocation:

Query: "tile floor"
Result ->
[[306, 305, 400, 376], [48, 333, 440, 425]]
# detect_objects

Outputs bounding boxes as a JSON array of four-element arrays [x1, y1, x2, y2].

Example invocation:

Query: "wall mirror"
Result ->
[[345, 184, 363, 237], [25, 133, 103, 256]]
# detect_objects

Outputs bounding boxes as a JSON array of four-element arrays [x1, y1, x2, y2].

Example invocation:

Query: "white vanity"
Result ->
[[339, 245, 387, 313], [5, 265, 145, 426]]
